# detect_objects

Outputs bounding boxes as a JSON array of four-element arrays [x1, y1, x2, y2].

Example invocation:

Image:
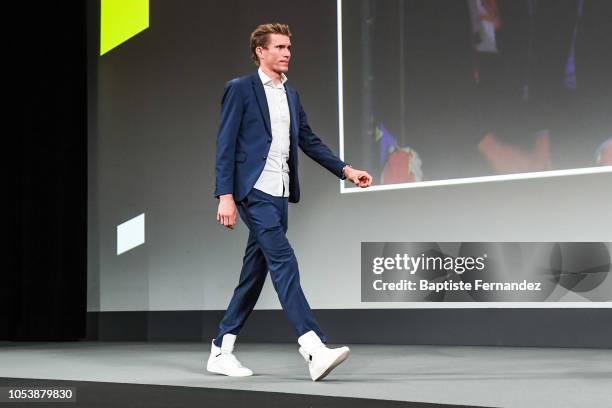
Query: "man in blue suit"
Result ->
[[207, 23, 372, 381]]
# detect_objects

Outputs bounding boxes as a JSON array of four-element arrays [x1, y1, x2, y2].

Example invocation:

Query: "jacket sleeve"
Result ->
[[214, 80, 243, 198], [296, 92, 347, 180]]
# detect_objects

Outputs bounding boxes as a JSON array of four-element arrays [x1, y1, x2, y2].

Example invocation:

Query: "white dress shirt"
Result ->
[[253, 67, 291, 197]]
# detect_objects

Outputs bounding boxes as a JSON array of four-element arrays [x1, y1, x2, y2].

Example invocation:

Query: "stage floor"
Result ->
[[1, 342, 610, 407]]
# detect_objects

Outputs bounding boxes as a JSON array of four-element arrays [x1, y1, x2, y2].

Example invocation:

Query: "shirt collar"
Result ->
[[258, 67, 288, 87]]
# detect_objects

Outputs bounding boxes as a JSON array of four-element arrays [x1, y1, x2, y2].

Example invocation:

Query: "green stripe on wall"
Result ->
[[100, 0, 149, 56]]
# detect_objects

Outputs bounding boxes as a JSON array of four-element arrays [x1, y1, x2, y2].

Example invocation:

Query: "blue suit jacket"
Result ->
[[214, 72, 347, 203]]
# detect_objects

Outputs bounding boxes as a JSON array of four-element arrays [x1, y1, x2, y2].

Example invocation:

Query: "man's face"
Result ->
[[257, 33, 291, 74]]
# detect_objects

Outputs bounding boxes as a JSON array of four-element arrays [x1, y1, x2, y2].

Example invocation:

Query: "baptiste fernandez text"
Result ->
[[372, 279, 542, 292]]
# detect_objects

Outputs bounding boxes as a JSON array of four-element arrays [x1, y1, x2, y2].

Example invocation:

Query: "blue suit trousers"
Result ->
[[214, 188, 326, 347]]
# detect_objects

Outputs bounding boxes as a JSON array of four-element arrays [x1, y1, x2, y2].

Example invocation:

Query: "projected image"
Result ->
[[340, 0, 612, 189]]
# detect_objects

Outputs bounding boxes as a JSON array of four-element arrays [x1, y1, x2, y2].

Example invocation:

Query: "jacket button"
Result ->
[[263, 156, 267, 159], [267, 138, 272, 143]]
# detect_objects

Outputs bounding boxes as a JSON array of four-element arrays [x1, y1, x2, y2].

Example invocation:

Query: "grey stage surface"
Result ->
[[0, 342, 610, 407]]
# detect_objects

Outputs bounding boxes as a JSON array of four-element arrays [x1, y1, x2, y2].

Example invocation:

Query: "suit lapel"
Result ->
[[251, 74, 272, 137], [285, 85, 299, 139]]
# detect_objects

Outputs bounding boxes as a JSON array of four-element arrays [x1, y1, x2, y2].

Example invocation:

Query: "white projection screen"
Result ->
[[338, 0, 612, 194]]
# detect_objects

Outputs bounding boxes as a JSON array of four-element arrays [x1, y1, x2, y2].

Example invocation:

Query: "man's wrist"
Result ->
[[342, 164, 352, 179], [219, 193, 234, 201]]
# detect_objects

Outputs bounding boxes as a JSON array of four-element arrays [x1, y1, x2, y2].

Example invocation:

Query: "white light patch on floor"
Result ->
[[117, 213, 145, 255]]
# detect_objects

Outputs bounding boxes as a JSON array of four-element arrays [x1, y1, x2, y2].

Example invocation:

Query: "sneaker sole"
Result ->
[[313, 348, 350, 381], [206, 363, 253, 377]]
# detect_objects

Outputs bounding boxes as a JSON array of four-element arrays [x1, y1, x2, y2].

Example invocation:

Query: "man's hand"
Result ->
[[344, 166, 373, 188], [217, 194, 237, 229]]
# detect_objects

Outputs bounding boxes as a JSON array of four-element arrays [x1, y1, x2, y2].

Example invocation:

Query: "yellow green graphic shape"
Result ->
[[100, 0, 149, 56]]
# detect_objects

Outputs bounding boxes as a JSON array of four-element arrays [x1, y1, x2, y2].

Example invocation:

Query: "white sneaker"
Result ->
[[298, 331, 350, 381], [206, 334, 253, 377]]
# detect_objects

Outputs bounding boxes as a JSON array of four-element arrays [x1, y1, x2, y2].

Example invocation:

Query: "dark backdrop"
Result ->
[[4, 1, 87, 340]]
